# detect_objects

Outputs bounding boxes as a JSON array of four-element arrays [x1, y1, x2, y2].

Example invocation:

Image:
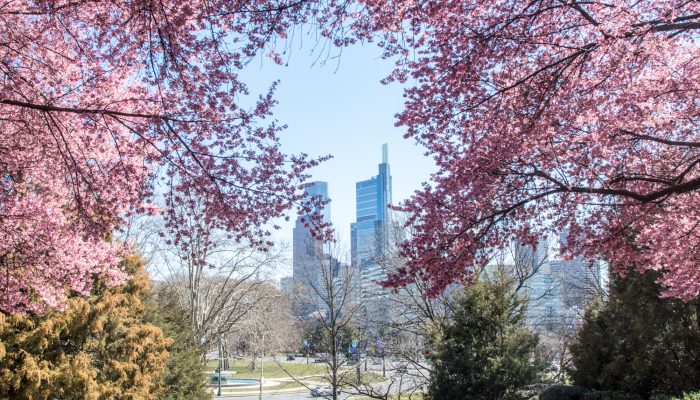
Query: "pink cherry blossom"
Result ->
[[343, 0, 700, 301], [0, 0, 327, 313]]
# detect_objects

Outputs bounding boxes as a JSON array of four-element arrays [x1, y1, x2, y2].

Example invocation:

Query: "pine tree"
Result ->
[[427, 274, 543, 400], [145, 284, 210, 400], [0, 256, 171, 399], [571, 270, 700, 397]]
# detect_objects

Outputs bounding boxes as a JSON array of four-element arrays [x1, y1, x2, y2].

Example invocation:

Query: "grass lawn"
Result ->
[[219, 380, 306, 394], [207, 359, 328, 379]]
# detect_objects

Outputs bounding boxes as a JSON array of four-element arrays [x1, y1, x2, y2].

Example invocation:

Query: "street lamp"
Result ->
[[217, 334, 223, 396], [259, 332, 266, 400]]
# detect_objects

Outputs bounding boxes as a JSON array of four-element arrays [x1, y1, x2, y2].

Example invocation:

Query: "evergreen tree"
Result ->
[[427, 273, 543, 400], [571, 270, 700, 397], [145, 285, 210, 400], [0, 256, 171, 399]]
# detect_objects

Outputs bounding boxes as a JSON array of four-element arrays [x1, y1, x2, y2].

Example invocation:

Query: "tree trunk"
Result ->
[[249, 357, 257, 372]]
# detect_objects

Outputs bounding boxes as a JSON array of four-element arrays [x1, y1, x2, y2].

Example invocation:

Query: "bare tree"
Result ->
[[556, 259, 608, 318], [152, 198, 284, 351], [359, 217, 554, 398], [352, 214, 453, 399], [233, 282, 299, 371], [290, 238, 363, 400], [502, 237, 607, 380]]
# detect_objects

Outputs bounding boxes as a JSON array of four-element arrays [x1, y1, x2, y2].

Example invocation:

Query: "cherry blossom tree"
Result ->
[[0, 0, 332, 313], [345, 0, 700, 301]]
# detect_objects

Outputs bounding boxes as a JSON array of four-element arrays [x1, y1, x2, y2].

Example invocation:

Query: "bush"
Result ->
[[583, 391, 642, 400], [519, 383, 553, 399], [539, 385, 589, 400], [571, 271, 700, 398], [426, 274, 545, 400], [652, 392, 700, 400]]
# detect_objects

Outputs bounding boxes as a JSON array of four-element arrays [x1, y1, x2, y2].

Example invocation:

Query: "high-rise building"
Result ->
[[351, 144, 393, 303], [279, 276, 294, 296], [517, 232, 607, 330], [292, 181, 330, 316]]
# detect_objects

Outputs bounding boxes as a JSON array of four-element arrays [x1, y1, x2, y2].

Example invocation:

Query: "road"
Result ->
[[216, 392, 359, 400], [213, 373, 426, 400], [211, 356, 428, 400]]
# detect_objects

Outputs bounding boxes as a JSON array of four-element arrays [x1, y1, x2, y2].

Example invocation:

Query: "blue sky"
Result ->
[[240, 42, 436, 277]]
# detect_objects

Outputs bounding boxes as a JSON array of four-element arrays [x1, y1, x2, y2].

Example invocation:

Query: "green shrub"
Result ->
[[571, 271, 700, 398], [426, 274, 545, 400], [539, 385, 589, 400], [583, 391, 642, 400], [652, 392, 700, 400], [519, 383, 553, 399]]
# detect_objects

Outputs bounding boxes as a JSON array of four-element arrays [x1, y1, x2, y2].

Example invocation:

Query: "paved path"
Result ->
[[210, 358, 429, 400], [215, 392, 360, 400]]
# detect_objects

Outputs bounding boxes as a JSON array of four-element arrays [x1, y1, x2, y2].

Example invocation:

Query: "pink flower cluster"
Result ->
[[345, 0, 700, 300], [0, 0, 327, 313]]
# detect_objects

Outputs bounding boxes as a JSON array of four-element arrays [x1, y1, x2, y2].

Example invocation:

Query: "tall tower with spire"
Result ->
[[351, 144, 393, 304]]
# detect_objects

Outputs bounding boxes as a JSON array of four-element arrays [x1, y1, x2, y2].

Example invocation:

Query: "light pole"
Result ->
[[259, 333, 266, 400], [217, 335, 223, 396]]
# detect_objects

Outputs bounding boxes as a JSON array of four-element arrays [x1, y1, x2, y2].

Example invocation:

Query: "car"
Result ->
[[314, 357, 327, 363], [286, 355, 296, 361], [310, 386, 340, 397], [395, 364, 408, 373]]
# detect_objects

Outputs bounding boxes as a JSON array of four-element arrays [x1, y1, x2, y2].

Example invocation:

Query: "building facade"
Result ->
[[518, 232, 606, 330], [279, 276, 293, 296], [292, 181, 331, 317], [350, 144, 393, 305]]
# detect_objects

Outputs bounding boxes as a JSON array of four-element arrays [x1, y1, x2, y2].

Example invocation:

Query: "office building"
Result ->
[[517, 232, 606, 330], [292, 181, 330, 316], [350, 144, 393, 304]]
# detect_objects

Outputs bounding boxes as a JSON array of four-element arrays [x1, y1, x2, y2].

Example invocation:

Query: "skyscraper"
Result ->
[[292, 181, 330, 316], [351, 144, 392, 303], [518, 232, 607, 330]]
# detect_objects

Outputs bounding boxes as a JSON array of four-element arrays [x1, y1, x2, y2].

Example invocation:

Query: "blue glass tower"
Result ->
[[351, 144, 392, 302], [292, 181, 330, 316]]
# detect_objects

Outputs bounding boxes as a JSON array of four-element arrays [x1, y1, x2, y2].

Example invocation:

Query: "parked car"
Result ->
[[310, 386, 340, 397], [395, 364, 408, 373], [314, 357, 326, 363], [286, 355, 296, 361]]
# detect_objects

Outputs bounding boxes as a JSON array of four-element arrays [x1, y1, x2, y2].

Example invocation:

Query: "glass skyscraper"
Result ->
[[351, 144, 392, 302], [292, 181, 330, 316], [519, 232, 606, 330]]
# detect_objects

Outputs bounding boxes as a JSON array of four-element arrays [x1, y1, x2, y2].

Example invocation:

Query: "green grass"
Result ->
[[219, 380, 305, 394], [207, 359, 328, 379]]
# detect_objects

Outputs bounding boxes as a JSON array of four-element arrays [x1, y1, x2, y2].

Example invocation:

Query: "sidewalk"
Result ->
[[208, 374, 327, 396]]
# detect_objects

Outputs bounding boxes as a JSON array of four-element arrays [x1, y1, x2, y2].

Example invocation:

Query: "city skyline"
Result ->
[[271, 139, 425, 281], [289, 144, 394, 310], [236, 44, 436, 281]]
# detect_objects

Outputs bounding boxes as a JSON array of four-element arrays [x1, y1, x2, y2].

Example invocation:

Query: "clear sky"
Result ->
[[240, 41, 436, 279]]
